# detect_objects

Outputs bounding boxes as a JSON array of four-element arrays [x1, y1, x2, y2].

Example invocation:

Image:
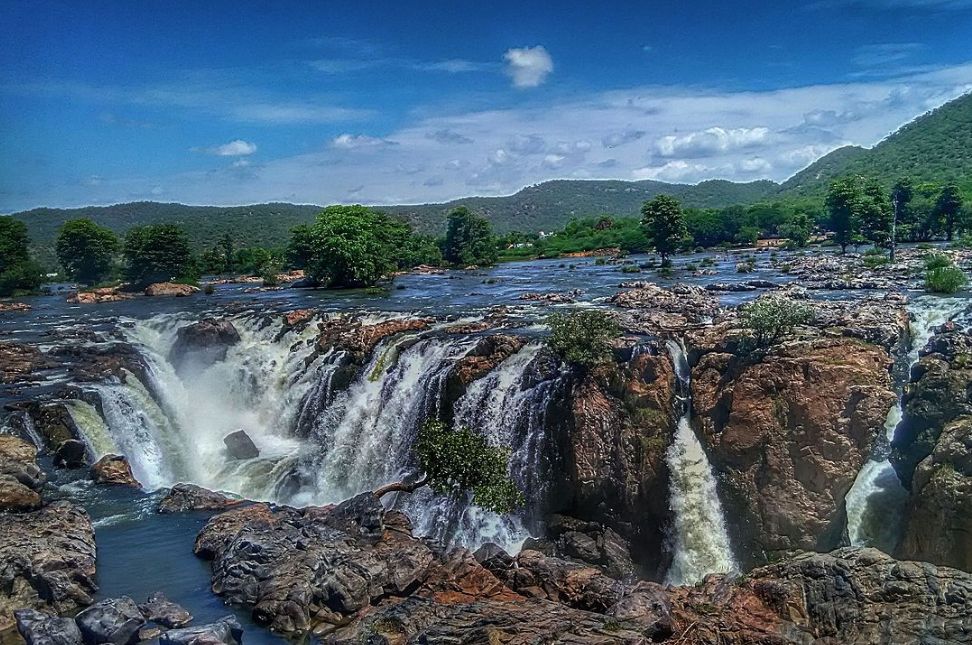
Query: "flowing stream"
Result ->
[[843, 296, 965, 551], [664, 339, 738, 585]]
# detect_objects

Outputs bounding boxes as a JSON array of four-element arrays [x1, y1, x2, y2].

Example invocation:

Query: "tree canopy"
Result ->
[[641, 195, 687, 264], [123, 224, 195, 287], [442, 207, 498, 267], [0, 218, 43, 297], [55, 218, 119, 285], [546, 309, 621, 369]]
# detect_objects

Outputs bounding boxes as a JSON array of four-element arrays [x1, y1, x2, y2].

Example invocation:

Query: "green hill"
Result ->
[[779, 91, 972, 198], [11, 179, 778, 263]]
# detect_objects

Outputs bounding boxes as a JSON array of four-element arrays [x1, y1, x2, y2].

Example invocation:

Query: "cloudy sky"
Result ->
[[1, 0, 971, 212]]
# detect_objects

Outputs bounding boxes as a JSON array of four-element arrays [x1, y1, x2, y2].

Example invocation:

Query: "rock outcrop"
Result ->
[[0, 434, 45, 512], [0, 342, 53, 384], [144, 282, 200, 297], [14, 609, 83, 645], [157, 483, 245, 514], [557, 344, 677, 573], [893, 319, 972, 570], [315, 317, 432, 362], [0, 501, 97, 630], [691, 336, 895, 566], [75, 596, 145, 645], [222, 430, 259, 460], [168, 319, 241, 373], [90, 454, 140, 488], [158, 616, 242, 645], [137, 592, 192, 629]]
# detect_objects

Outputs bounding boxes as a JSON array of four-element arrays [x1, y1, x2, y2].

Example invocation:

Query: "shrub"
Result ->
[[546, 309, 621, 369], [742, 296, 814, 347], [620, 264, 641, 273], [925, 266, 967, 294], [924, 252, 953, 271], [863, 255, 890, 269], [736, 260, 756, 273]]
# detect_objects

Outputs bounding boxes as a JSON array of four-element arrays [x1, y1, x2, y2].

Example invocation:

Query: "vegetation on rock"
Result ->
[[123, 224, 196, 288], [742, 296, 814, 347], [546, 309, 621, 369], [641, 195, 688, 265], [55, 218, 119, 285]]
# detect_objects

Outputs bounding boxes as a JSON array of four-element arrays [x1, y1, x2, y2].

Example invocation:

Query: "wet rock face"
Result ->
[[0, 342, 54, 384], [14, 609, 83, 645], [691, 336, 895, 566], [0, 434, 45, 512], [0, 501, 97, 631], [222, 430, 259, 460], [894, 322, 972, 570], [75, 596, 145, 645], [558, 345, 676, 574], [611, 283, 724, 334], [89, 454, 140, 487], [54, 439, 88, 469], [442, 334, 528, 414], [137, 592, 193, 629], [315, 317, 432, 362], [157, 483, 245, 514], [168, 319, 241, 373], [158, 616, 242, 645]]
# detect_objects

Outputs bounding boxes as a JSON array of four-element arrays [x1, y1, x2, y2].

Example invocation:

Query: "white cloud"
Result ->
[[202, 139, 257, 156], [602, 129, 646, 148], [330, 134, 397, 150], [655, 127, 771, 157], [504, 46, 554, 88], [632, 161, 714, 183]]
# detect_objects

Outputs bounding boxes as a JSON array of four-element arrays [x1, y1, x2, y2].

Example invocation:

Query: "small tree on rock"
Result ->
[[742, 296, 814, 347], [374, 420, 524, 514], [546, 309, 622, 369], [641, 195, 687, 266], [56, 218, 119, 285]]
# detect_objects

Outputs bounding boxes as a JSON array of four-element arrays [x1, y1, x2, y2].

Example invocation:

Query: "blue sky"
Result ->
[[2, 0, 972, 212]]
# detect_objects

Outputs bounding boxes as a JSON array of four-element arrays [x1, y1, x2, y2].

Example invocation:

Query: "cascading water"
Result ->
[[844, 296, 966, 550], [62, 310, 560, 551], [664, 339, 737, 585]]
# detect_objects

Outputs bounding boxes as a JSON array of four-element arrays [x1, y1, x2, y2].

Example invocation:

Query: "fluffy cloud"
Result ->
[[195, 139, 257, 156], [655, 127, 771, 158], [504, 46, 554, 88], [330, 133, 397, 150], [632, 161, 714, 183]]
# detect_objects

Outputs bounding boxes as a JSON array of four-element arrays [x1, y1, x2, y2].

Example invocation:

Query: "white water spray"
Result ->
[[664, 339, 737, 585]]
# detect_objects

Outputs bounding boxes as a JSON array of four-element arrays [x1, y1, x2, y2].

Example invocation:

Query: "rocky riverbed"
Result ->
[[2, 247, 972, 643]]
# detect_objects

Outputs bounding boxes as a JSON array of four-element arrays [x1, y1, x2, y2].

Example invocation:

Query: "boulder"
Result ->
[[0, 301, 30, 313], [53, 439, 88, 469], [168, 319, 241, 373], [222, 430, 259, 460], [144, 282, 200, 297], [691, 336, 895, 566], [0, 502, 97, 631], [315, 317, 432, 363], [282, 308, 314, 328], [138, 592, 192, 629], [75, 596, 145, 645], [158, 616, 242, 645], [0, 342, 54, 384], [157, 483, 245, 514], [66, 288, 134, 304], [90, 454, 140, 488], [0, 435, 45, 512], [14, 609, 83, 645]]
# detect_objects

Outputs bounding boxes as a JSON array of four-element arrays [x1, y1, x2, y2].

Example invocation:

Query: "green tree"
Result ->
[[780, 212, 812, 248], [373, 419, 524, 514], [546, 309, 621, 369], [305, 205, 404, 288], [934, 184, 964, 241], [442, 207, 497, 267], [55, 218, 119, 285], [889, 178, 913, 261], [742, 296, 814, 347], [0, 218, 43, 296], [858, 178, 892, 252], [285, 224, 315, 270], [123, 224, 195, 287], [826, 177, 863, 254], [641, 195, 687, 265]]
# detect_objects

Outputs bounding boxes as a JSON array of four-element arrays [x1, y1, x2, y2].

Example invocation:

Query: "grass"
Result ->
[[925, 266, 967, 294]]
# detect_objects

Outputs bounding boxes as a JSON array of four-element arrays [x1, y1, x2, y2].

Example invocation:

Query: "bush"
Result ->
[[736, 260, 756, 273], [924, 252, 953, 271], [620, 264, 640, 273], [863, 255, 890, 268], [742, 296, 814, 347], [925, 266, 967, 294], [546, 309, 621, 369]]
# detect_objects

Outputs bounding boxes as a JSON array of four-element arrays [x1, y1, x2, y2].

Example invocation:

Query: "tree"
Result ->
[[546, 309, 621, 369], [373, 419, 524, 514], [305, 205, 405, 288], [0, 218, 43, 297], [858, 178, 892, 252], [285, 224, 315, 270], [123, 224, 195, 287], [780, 212, 812, 248], [641, 195, 687, 265], [442, 207, 497, 267], [55, 218, 119, 285], [826, 178, 859, 253], [889, 178, 913, 261], [934, 184, 963, 241], [742, 296, 814, 347]]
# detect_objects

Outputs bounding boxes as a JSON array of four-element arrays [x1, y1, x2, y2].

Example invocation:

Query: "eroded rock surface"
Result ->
[[168, 319, 241, 373], [157, 483, 245, 514], [0, 434, 45, 511], [0, 501, 97, 630], [90, 454, 141, 488]]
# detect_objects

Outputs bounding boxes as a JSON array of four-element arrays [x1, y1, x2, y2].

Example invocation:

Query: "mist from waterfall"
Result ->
[[63, 311, 556, 551], [664, 339, 737, 585], [844, 296, 966, 551]]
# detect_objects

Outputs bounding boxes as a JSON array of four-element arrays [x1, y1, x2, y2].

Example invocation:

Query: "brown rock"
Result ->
[[0, 342, 53, 384], [0, 435, 45, 512], [66, 287, 134, 304], [282, 308, 314, 328], [0, 501, 97, 631], [90, 454, 141, 488], [144, 282, 200, 297], [158, 483, 246, 515], [316, 317, 432, 362], [691, 336, 895, 565], [0, 301, 30, 313]]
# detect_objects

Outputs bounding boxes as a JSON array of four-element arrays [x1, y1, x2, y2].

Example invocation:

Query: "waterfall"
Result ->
[[664, 339, 737, 585], [403, 343, 555, 552], [844, 296, 966, 550], [66, 399, 117, 458]]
